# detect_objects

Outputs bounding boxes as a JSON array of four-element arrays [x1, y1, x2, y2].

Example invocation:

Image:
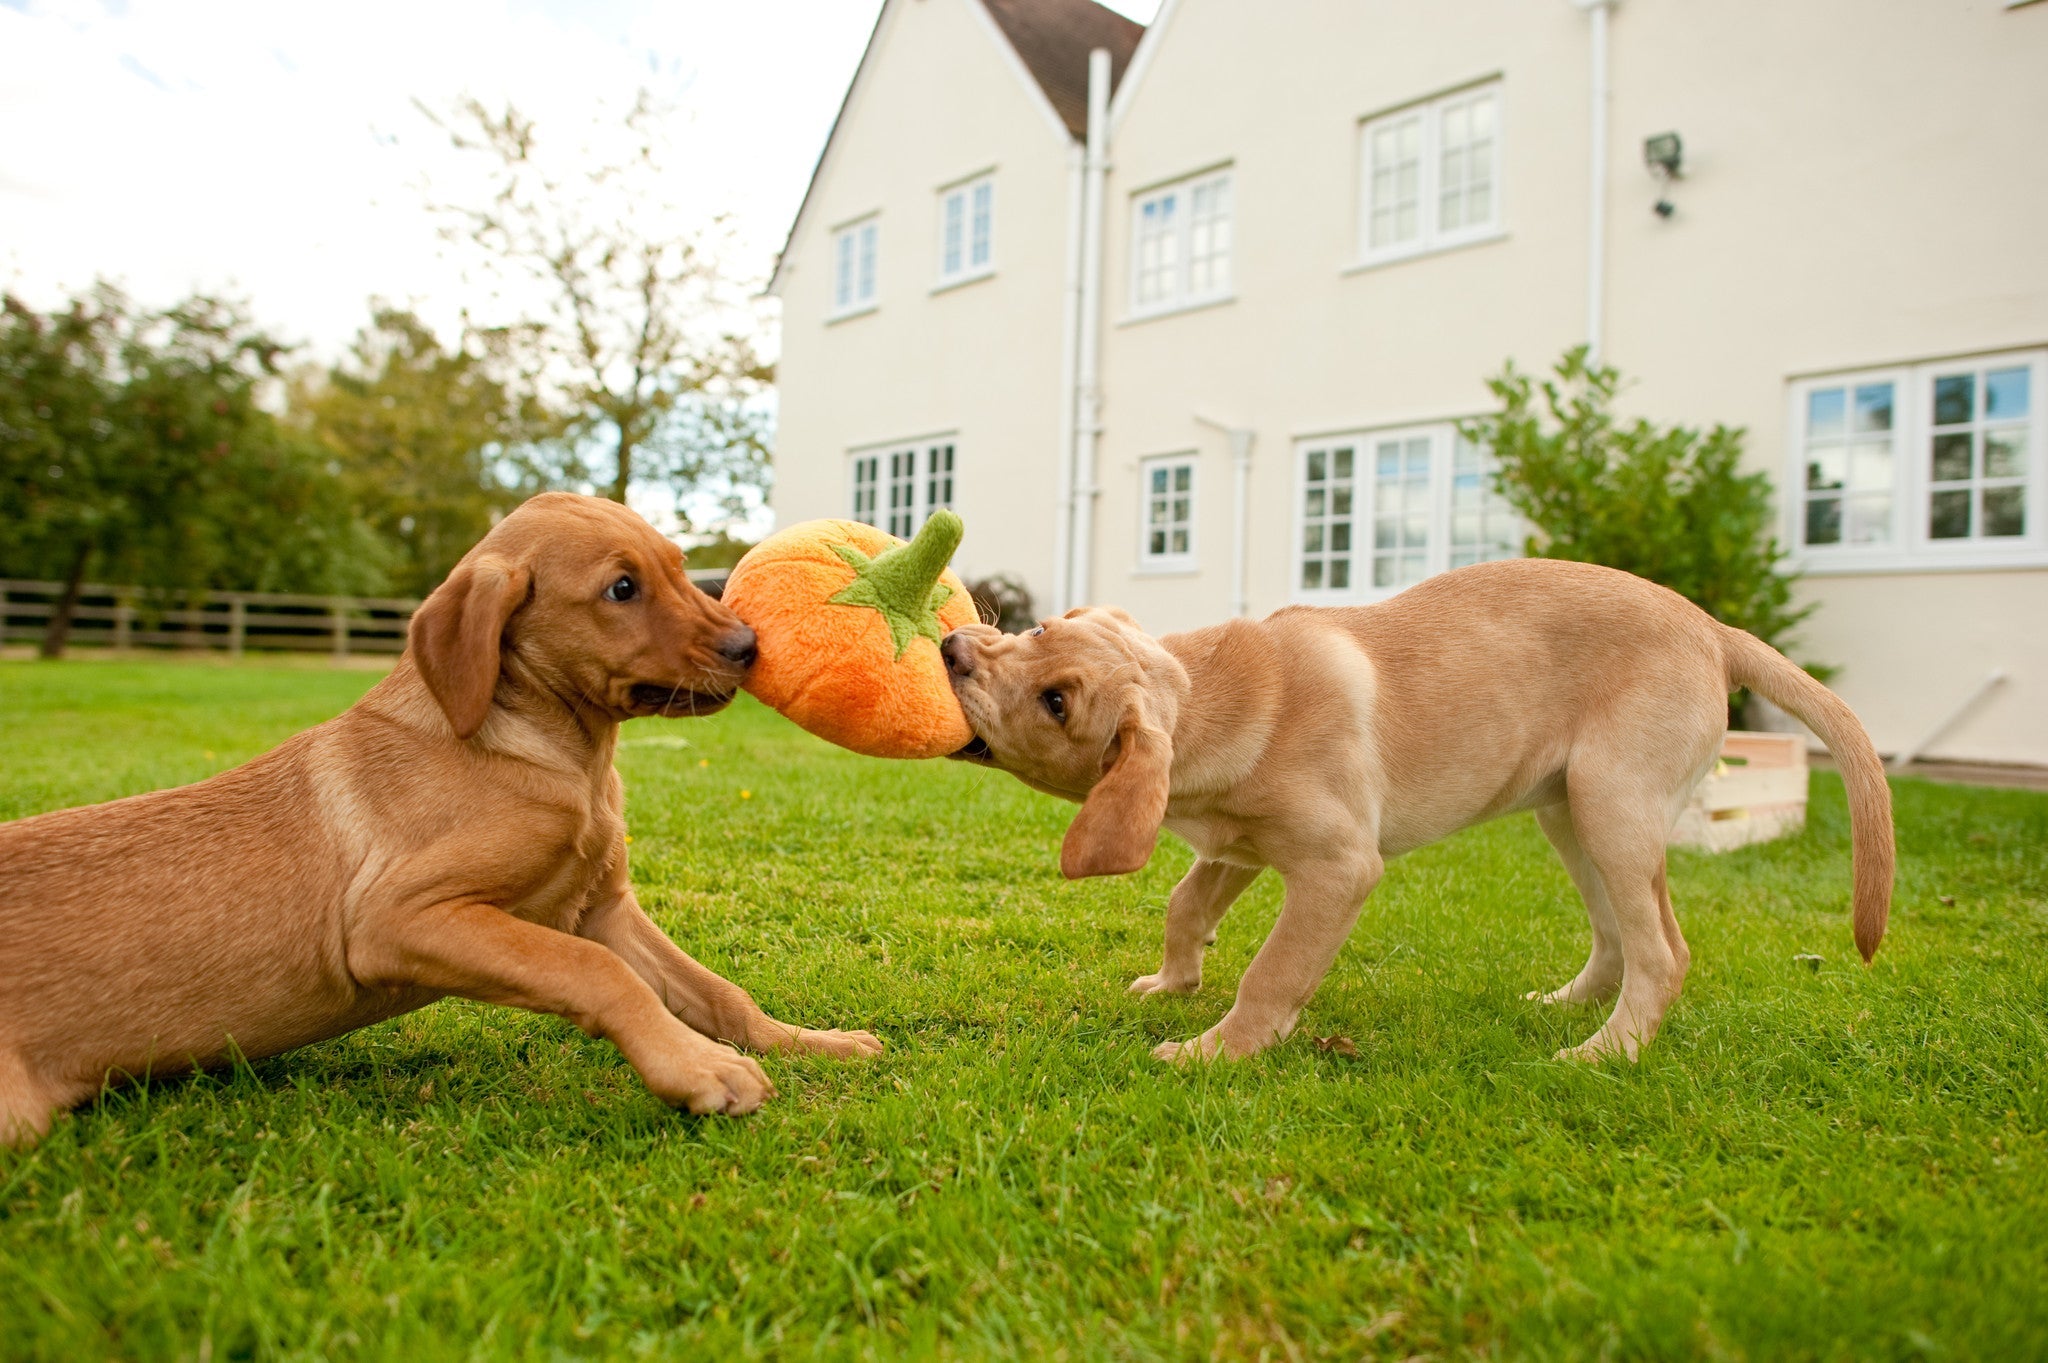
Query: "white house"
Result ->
[[766, 0, 2048, 768]]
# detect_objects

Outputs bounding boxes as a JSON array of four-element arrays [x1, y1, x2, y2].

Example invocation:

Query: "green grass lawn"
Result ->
[[2, 656, 2045, 1361]]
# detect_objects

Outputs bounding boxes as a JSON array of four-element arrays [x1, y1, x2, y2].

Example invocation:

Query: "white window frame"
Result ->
[[848, 435, 957, 536], [1127, 166, 1233, 319], [1786, 348, 2048, 574], [829, 215, 879, 320], [1355, 80, 1504, 270], [934, 172, 996, 291], [1291, 421, 1522, 605], [849, 452, 880, 526], [1136, 454, 1198, 573]]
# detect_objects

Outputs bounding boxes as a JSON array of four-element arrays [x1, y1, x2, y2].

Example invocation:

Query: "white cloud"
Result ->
[[1, 0, 1160, 357], [0, 0, 1159, 536], [0, 0, 886, 357]]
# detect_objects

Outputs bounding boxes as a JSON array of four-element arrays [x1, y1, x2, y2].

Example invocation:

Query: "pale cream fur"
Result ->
[[0, 493, 880, 1147], [941, 559, 1893, 1065]]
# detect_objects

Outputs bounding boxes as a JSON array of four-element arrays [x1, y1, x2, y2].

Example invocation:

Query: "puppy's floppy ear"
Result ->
[[410, 554, 530, 740], [1061, 685, 1173, 879]]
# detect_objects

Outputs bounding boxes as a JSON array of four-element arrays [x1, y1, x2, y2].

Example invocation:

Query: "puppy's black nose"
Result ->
[[717, 626, 758, 669], [941, 632, 974, 678]]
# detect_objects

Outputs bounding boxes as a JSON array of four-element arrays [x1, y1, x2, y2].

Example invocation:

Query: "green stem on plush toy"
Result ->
[[826, 510, 965, 659]]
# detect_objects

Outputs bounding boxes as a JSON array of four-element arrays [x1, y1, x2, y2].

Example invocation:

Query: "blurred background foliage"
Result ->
[[1, 94, 780, 655], [0, 282, 770, 653]]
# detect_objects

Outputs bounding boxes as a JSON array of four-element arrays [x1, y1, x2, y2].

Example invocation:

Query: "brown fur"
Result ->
[[0, 493, 881, 1147], [941, 559, 1893, 1064]]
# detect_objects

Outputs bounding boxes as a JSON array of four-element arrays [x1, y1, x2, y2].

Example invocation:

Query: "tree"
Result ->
[[0, 287, 125, 654], [422, 93, 772, 530], [292, 306, 553, 597], [0, 286, 387, 655], [1463, 347, 1819, 678]]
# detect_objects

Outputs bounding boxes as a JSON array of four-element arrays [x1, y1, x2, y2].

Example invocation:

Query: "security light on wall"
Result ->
[[1644, 132, 1683, 218]]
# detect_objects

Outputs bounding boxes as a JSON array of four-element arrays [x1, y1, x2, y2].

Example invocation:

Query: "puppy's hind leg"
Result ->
[[1655, 861, 1690, 989], [1131, 859, 1261, 996], [1554, 792, 1686, 1063], [1526, 803, 1624, 1005]]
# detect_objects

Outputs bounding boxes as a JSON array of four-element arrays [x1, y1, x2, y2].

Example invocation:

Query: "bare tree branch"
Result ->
[[421, 91, 770, 525]]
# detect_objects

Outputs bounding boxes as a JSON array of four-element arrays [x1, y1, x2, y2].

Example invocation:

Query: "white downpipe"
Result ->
[[1052, 141, 1084, 614], [1069, 47, 1111, 610], [1575, 0, 1617, 364], [1195, 415, 1255, 617]]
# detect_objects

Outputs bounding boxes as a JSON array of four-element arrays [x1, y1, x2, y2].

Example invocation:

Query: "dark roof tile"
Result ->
[[980, 0, 1145, 139]]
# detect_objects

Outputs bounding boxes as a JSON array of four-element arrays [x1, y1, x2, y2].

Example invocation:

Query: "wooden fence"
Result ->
[[0, 580, 419, 658], [0, 571, 732, 659]]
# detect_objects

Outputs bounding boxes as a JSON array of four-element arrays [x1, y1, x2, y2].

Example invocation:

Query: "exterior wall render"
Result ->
[[771, 0, 2048, 764], [770, 0, 1074, 601], [1086, 0, 2048, 763]]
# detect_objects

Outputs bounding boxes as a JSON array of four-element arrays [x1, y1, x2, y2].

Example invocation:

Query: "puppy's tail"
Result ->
[[1720, 625, 1894, 962]]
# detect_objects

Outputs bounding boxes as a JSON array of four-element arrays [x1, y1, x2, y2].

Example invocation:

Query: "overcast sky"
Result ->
[[1, 0, 1158, 360]]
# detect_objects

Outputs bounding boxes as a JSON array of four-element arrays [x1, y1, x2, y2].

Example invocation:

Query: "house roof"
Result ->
[[980, 0, 1145, 139], [766, 0, 1145, 295]]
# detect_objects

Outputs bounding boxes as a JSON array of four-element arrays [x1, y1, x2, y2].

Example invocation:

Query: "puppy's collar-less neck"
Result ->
[[1159, 624, 1276, 799]]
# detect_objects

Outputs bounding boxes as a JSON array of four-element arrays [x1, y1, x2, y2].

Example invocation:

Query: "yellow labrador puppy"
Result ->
[[940, 559, 1892, 1064]]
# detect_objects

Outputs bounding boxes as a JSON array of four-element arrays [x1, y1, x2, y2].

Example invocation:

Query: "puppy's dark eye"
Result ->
[[1041, 689, 1066, 723], [603, 575, 638, 603], [1029, 626, 1045, 637]]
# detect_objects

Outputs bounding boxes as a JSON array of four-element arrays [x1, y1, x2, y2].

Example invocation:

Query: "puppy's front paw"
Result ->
[[1553, 1033, 1638, 1065], [651, 1043, 776, 1116], [1151, 1029, 1225, 1064], [790, 1028, 885, 1059], [1128, 971, 1198, 997]]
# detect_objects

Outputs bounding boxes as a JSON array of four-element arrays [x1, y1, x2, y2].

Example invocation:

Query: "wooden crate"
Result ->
[[1669, 730, 1809, 853]]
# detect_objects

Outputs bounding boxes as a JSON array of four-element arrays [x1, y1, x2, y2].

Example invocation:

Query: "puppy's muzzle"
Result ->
[[715, 626, 758, 670], [941, 632, 976, 679]]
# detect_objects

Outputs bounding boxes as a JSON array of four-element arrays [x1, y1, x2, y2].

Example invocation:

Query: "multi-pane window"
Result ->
[[1186, 178, 1231, 299], [1365, 113, 1422, 252], [1436, 90, 1498, 234], [1139, 456, 1196, 568], [1800, 381, 1898, 547], [1449, 434, 1522, 567], [925, 442, 955, 515], [1793, 350, 2043, 568], [850, 438, 958, 535], [1360, 83, 1501, 263], [1369, 435, 1433, 590], [831, 217, 878, 315], [850, 455, 878, 525], [938, 176, 994, 285], [1297, 424, 1519, 600], [1133, 193, 1178, 309], [1298, 445, 1355, 591], [885, 449, 917, 537], [1929, 364, 2029, 541], [1130, 169, 1232, 314]]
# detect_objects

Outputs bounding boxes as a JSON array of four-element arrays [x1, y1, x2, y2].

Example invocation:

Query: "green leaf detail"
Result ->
[[825, 510, 965, 660]]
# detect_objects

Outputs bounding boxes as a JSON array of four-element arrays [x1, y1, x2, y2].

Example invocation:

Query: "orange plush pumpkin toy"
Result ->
[[720, 511, 978, 759]]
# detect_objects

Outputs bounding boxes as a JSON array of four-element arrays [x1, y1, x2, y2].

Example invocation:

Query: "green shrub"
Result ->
[[1463, 346, 1823, 679]]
